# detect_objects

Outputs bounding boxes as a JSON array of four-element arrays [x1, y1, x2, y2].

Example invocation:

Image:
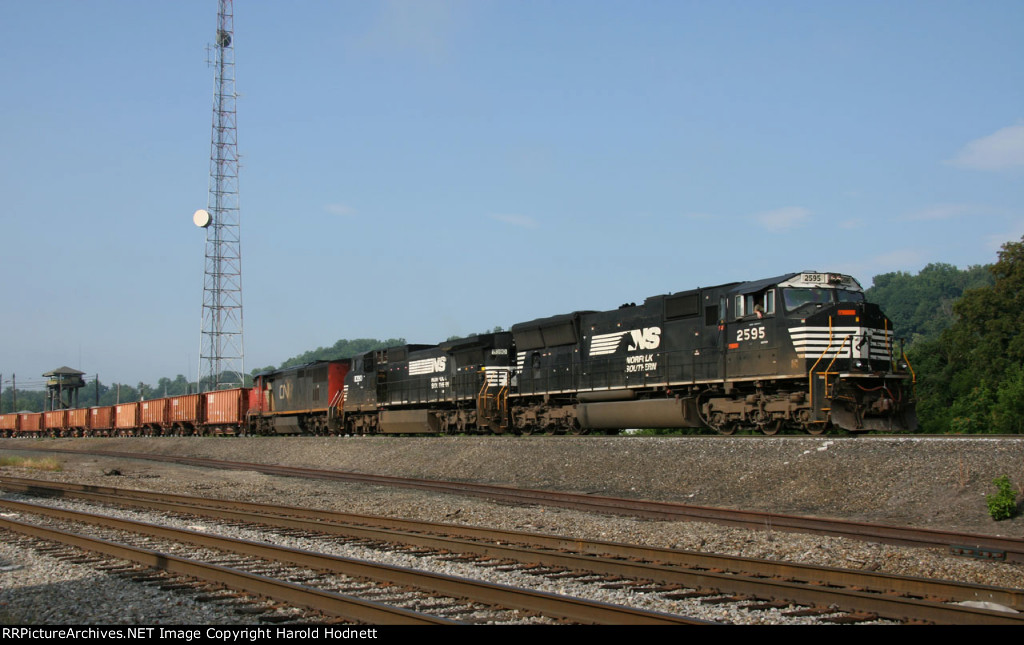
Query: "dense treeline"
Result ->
[[864, 263, 993, 345], [5, 238, 1024, 433], [905, 238, 1024, 433], [865, 236, 1024, 433]]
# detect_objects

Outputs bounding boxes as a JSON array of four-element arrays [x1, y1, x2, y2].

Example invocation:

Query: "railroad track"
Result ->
[[0, 494, 702, 625], [3, 477, 1022, 625], [5, 445, 1022, 563]]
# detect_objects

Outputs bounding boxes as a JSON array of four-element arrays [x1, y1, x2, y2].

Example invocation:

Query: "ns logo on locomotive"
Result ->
[[249, 271, 917, 436]]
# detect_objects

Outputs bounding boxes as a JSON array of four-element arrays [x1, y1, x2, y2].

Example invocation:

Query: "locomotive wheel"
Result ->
[[705, 410, 734, 435], [806, 424, 827, 435], [712, 415, 735, 435], [760, 419, 782, 436]]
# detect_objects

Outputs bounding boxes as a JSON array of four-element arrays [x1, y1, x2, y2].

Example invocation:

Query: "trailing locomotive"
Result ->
[[0, 271, 917, 437]]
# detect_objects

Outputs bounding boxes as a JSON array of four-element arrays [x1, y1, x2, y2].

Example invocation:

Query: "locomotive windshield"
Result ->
[[782, 287, 864, 313]]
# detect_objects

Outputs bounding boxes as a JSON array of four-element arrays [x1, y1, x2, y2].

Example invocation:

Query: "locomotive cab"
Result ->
[[767, 273, 915, 432], [698, 272, 916, 434]]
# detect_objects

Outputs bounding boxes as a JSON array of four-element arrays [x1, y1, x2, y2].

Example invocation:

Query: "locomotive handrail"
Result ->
[[476, 377, 510, 431], [497, 384, 509, 429], [807, 316, 853, 416], [329, 389, 344, 411], [822, 334, 853, 376], [806, 317, 836, 406], [902, 348, 917, 385]]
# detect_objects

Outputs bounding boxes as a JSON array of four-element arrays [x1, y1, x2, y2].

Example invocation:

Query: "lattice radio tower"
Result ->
[[195, 0, 244, 391]]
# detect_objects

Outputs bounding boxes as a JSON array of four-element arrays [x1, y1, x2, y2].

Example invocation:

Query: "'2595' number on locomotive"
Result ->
[[737, 327, 766, 342]]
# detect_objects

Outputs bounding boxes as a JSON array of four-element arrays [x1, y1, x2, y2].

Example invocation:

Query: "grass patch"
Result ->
[[0, 456, 62, 472]]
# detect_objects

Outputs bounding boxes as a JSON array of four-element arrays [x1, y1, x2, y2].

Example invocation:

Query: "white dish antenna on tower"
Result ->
[[193, 209, 212, 228]]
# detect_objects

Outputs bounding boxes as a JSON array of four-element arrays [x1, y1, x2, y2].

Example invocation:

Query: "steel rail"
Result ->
[[0, 514, 449, 625], [6, 445, 1021, 563], [0, 497, 703, 625], [4, 478, 1023, 624]]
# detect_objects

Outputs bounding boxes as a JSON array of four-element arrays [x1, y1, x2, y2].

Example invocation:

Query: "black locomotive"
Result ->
[[253, 271, 917, 435]]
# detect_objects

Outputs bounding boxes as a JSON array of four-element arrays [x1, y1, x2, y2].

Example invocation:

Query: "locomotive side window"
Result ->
[[734, 295, 746, 318], [736, 289, 775, 319]]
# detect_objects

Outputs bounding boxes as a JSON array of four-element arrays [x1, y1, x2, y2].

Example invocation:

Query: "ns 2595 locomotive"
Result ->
[[251, 271, 917, 436]]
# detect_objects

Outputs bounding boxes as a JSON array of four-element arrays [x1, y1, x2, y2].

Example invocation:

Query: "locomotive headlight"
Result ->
[[854, 360, 864, 370]]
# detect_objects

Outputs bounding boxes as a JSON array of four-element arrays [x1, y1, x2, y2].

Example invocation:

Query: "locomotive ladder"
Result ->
[[327, 389, 345, 429], [807, 317, 853, 425], [476, 378, 509, 432]]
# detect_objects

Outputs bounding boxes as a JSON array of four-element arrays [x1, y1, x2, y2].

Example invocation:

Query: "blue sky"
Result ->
[[2, 0, 1022, 389]]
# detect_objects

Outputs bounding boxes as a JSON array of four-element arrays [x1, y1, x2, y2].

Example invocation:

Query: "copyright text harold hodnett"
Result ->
[[2, 627, 379, 642]]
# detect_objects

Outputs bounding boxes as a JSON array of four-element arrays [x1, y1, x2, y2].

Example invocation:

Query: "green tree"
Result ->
[[1, 386, 46, 413], [991, 360, 1024, 434], [925, 236, 1024, 433], [154, 374, 194, 397], [949, 382, 996, 434], [905, 335, 953, 432], [867, 263, 993, 345]]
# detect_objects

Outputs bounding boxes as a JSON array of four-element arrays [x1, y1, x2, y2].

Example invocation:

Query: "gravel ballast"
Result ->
[[1, 435, 1022, 624]]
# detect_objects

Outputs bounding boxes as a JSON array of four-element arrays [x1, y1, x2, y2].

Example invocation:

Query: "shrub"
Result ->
[[986, 475, 1018, 521]]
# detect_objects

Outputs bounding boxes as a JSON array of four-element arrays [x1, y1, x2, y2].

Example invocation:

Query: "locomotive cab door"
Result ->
[[725, 288, 778, 380]]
